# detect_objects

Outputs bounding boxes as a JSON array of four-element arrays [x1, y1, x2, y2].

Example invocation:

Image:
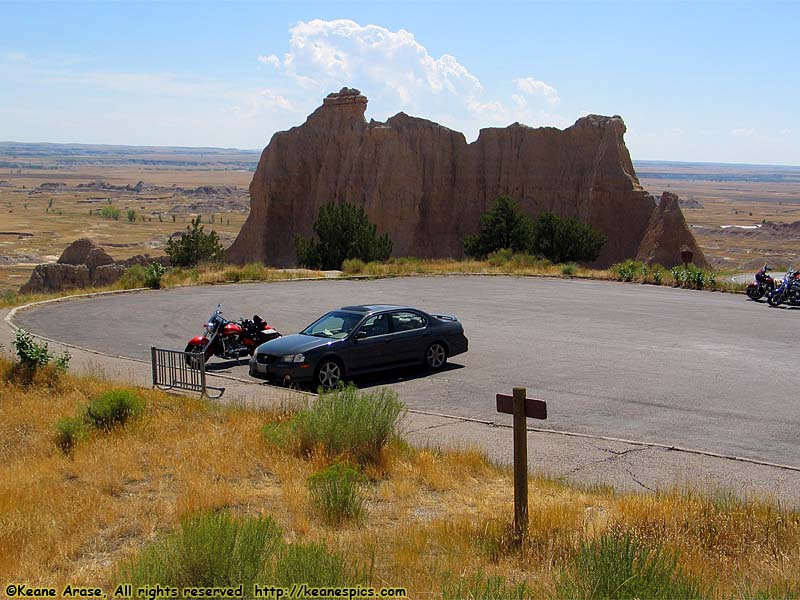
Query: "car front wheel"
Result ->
[[315, 359, 343, 389], [425, 343, 447, 370]]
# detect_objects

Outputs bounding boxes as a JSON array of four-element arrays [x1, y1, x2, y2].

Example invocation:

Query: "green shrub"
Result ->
[[119, 264, 147, 288], [272, 542, 350, 589], [341, 258, 367, 274], [144, 263, 165, 289], [118, 512, 282, 587], [261, 421, 295, 449], [487, 248, 513, 266], [292, 384, 405, 464], [670, 264, 716, 290], [85, 388, 144, 430], [509, 253, 550, 270], [294, 202, 392, 270], [126, 209, 137, 223], [308, 463, 366, 525], [558, 532, 704, 599], [529, 212, 607, 264], [99, 205, 121, 220], [165, 216, 224, 267], [442, 570, 533, 600], [611, 259, 645, 282], [464, 196, 534, 259], [650, 263, 666, 285], [561, 262, 578, 276], [9, 330, 70, 385], [239, 263, 269, 280], [55, 416, 87, 453]]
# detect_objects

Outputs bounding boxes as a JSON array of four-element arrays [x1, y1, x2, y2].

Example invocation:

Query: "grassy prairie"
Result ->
[[1, 358, 797, 597]]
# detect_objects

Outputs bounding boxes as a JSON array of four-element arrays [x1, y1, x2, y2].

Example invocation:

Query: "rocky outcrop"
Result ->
[[21, 239, 169, 293], [228, 87, 706, 269], [635, 192, 708, 267]]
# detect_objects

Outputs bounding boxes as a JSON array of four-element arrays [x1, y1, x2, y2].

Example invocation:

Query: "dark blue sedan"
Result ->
[[248, 304, 468, 388]]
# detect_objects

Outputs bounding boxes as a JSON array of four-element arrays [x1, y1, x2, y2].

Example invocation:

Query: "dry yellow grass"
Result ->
[[1, 359, 798, 597]]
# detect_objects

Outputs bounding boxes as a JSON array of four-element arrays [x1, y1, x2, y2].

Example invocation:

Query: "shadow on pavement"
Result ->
[[351, 362, 465, 389]]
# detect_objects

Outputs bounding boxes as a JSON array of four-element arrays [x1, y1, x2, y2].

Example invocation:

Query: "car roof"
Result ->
[[339, 304, 419, 314]]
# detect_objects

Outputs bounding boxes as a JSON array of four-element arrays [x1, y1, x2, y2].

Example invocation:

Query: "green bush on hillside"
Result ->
[[85, 388, 144, 430], [294, 202, 392, 270], [308, 463, 366, 525], [165, 216, 224, 267]]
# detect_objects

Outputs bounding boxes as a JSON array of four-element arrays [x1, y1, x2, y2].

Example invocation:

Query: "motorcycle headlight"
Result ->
[[282, 354, 306, 363]]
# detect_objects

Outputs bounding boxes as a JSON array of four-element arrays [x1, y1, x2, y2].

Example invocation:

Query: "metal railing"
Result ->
[[151, 346, 225, 398]]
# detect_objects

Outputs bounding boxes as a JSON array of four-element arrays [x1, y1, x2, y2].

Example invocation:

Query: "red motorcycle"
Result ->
[[185, 304, 281, 364], [745, 263, 775, 301]]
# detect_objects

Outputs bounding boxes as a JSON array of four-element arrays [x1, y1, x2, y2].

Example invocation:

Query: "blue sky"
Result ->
[[1, 1, 797, 165]]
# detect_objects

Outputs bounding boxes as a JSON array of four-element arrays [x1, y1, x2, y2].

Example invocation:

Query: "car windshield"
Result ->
[[301, 311, 362, 339]]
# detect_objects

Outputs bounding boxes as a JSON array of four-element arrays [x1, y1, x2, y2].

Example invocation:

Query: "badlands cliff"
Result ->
[[228, 88, 706, 268]]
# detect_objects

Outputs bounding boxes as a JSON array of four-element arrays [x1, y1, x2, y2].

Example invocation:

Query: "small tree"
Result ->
[[127, 209, 137, 223], [530, 212, 607, 264], [463, 196, 534, 259], [294, 202, 392, 270], [165, 215, 223, 267]]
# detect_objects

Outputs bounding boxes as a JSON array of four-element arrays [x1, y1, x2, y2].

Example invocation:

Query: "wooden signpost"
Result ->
[[496, 386, 547, 537]]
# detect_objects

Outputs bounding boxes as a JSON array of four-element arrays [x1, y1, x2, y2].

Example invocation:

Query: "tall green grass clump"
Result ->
[[561, 262, 578, 276], [85, 388, 144, 430], [55, 416, 87, 454], [272, 542, 350, 588], [118, 512, 282, 587], [292, 384, 405, 464], [441, 570, 533, 600], [119, 264, 147, 288], [558, 532, 705, 599], [308, 463, 366, 525], [341, 258, 367, 274]]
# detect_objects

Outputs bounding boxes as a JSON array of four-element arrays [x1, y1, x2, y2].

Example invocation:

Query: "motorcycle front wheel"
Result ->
[[767, 292, 784, 307], [184, 343, 210, 368]]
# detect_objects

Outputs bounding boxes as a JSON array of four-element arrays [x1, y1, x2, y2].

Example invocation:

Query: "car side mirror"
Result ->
[[354, 330, 367, 340]]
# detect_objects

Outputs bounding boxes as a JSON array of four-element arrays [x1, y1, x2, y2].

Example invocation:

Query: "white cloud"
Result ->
[[257, 54, 281, 68], [280, 19, 483, 106], [514, 77, 560, 104], [259, 19, 568, 139], [731, 127, 755, 137]]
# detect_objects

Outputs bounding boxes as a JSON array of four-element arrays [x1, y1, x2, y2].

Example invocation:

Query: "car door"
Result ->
[[387, 310, 429, 364], [346, 312, 394, 373]]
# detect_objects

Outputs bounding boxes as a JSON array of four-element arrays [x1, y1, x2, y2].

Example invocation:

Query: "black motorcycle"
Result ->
[[767, 268, 800, 307], [745, 263, 775, 301]]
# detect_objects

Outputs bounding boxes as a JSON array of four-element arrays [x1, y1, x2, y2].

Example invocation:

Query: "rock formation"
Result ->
[[228, 87, 706, 268], [21, 238, 169, 293], [636, 192, 707, 266]]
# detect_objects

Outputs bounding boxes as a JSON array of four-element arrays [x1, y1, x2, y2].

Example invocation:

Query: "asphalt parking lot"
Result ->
[[15, 275, 800, 467]]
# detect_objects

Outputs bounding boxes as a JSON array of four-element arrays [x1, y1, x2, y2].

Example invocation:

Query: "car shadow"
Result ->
[[350, 362, 465, 389], [205, 358, 249, 372]]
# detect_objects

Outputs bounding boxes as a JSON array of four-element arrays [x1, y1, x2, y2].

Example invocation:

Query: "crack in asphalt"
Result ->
[[406, 420, 463, 434], [558, 445, 652, 480]]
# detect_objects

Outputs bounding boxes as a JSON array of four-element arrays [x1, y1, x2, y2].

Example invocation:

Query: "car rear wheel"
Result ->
[[315, 359, 343, 389], [425, 342, 447, 370]]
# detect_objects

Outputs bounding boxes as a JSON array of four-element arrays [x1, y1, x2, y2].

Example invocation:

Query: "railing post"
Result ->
[[151, 346, 157, 389], [513, 385, 528, 538]]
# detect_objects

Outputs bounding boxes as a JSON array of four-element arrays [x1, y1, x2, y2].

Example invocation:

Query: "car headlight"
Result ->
[[281, 353, 306, 363]]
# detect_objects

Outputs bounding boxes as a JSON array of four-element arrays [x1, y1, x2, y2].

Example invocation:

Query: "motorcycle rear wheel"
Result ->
[[746, 286, 763, 300]]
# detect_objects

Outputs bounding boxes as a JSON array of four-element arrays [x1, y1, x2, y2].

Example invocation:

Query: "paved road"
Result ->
[[15, 276, 800, 466]]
